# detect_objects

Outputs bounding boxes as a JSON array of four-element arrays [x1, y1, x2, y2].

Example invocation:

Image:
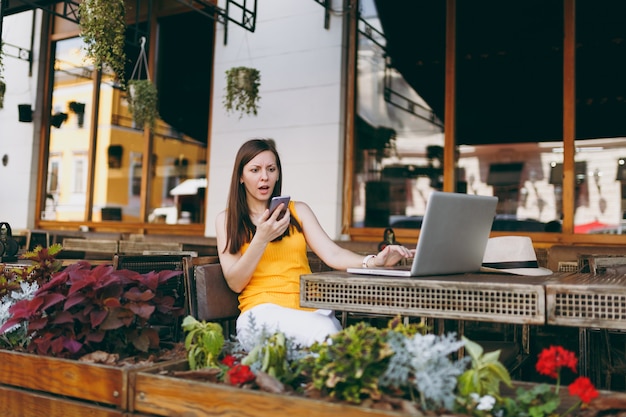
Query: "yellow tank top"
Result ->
[[238, 201, 314, 313]]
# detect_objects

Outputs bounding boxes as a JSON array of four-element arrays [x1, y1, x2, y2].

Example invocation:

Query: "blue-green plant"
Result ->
[[0, 281, 39, 348], [381, 331, 469, 411]]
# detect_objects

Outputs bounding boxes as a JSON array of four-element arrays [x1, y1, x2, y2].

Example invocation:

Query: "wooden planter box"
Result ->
[[132, 362, 611, 417], [132, 361, 462, 417], [0, 384, 125, 417], [0, 349, 182, 410]]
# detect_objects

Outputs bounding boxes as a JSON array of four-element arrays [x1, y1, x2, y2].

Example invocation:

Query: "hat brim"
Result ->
[[480, 266, 553, 276]]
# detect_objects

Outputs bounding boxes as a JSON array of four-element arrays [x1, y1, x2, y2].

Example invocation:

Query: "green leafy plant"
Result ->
[[223, 67, 261, 118], [229, 316, 306, 387], [457, 336, 513, 398], [301, 321, 393, 404], [78, 0, 127, 84], [241, 331, 291, 380], [182, 315, 225, 370], [455, 336, 513, 416], [127, 79, 159, 130], [174, 315, 605, 416], [0, 244, 64, 300]]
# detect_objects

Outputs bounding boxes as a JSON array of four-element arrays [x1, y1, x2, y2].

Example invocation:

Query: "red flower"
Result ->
[[221, 354, 237, 367], [568, 376, 599, 404], [227, 364, 256, 385], [536, 346, 578, 379]]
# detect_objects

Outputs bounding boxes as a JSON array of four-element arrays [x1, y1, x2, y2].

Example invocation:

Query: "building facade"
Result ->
[[1, 0, 626, 247]]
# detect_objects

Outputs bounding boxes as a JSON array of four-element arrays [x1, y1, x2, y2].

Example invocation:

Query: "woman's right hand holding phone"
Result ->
[[256, 202, 290, 243]]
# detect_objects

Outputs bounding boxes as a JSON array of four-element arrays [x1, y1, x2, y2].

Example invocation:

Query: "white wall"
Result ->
[[0, 10, 42, 231], [205, 0, 347, 239]]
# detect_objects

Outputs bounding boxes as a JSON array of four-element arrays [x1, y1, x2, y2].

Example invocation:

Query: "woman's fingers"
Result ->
[[380, 244, 414, 266]]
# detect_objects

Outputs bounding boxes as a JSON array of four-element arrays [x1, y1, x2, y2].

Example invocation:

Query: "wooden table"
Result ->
[[300, 271, 548, 324], [300, 271, 552, 369], [545, 272, 626, 384], [301, 271, 626, 383], [546, 272, 626, 329]]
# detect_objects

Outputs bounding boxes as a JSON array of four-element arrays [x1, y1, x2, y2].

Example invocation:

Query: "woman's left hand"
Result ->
[[372, 244, 414, 267]]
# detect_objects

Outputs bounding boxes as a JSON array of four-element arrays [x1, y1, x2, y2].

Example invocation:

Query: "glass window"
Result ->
[[455, 1, 563, 234], [354, 1, 565, 234], [44, 156, 61, 220], [144, 11, 212, 225], [47, 37, 93, 222], [43, 9, 213, 226], [48, 158, 60, 194], [573, 0, 626, 235], [72, 154, 87, 194], [352, 0, 445, 229]]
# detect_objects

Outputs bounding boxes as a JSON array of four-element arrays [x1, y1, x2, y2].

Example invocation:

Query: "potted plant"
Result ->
[[126, 36, 159, 130], [127, 79, 159, 129], [0, 79, 6, 110], [223, 66, 261, 118], [131, 317, 609, 417], [0, 40, 5, 109], [69, 101, 86, 127], [0, 245, 187, 411], [78, 0, 127, 85]]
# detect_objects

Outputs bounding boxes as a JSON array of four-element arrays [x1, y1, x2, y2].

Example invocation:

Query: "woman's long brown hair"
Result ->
[[224, 139, 302, 254]]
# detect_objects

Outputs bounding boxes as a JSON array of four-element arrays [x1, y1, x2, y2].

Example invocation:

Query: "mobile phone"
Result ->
[[269, 195, 290, 218]]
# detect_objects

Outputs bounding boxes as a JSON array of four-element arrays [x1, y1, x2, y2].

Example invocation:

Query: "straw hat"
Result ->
[[481, 236, 553, 276]]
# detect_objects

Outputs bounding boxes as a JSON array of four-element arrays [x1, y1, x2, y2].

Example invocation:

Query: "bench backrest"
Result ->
[[183, 256, 240, 322]]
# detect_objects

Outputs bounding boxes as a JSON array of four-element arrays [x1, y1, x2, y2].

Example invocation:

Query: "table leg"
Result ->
[[579, 327, 589, 378]]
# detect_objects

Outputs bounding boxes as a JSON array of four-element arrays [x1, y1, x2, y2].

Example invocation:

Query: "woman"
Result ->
[[215, 139, 413, 348]]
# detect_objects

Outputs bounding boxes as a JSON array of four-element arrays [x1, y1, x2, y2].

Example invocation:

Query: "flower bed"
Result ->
[[0, 245, 189, 411], [131, 362, 605, 417], [132, 361, 462, 417], [0, 248, 620, 417], [128, 317, 617, 417]]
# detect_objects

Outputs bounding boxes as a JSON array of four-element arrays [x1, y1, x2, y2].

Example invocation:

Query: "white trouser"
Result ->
[[236, 303, 342, 350]]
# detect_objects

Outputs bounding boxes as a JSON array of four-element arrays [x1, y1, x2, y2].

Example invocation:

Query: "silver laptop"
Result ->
[[347, 191, 498, 277]]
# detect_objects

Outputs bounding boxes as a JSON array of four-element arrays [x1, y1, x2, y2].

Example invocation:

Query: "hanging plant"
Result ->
[[78, 0, 127, 85], [0, 79, 5, 110], [223, 67, 261, 118], [127, 79, 159, 129], [0, 40, 5, 109], [69, 101, 86, 127], [127, 37, 158, 130]]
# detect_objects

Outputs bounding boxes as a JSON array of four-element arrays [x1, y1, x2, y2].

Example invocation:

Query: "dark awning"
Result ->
[[3, 1, 68, 17], [373, 0, 626, 145], [487, 163, 524, 186], [549, 161, 587, 185]]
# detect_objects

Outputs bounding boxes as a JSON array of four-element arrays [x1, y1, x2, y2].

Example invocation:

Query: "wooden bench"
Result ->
[[60, 238, 119, 260], [118, 240, 183, 255], [61, 238, 119, 254], [183, 256, 240, 338], [547, 244, 626, 272]]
